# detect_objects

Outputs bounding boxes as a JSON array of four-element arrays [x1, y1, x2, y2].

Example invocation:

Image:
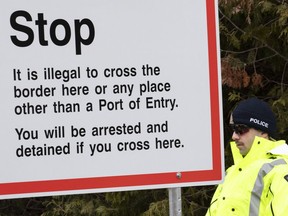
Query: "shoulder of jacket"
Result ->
[[269, 142, 288, 155]]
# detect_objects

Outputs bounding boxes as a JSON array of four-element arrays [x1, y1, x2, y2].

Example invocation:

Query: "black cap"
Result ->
[[232, 98, 277, 138]]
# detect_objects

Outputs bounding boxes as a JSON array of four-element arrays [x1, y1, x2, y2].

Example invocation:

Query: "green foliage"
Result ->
[[0, 197, 47, 216], [41, 195, 103, 216], [220, 0, 288, 140], [142, 199, 169, 216]]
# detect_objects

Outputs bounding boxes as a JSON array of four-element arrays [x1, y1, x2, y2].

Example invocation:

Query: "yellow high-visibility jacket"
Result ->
[[206, 136, 288, 216]]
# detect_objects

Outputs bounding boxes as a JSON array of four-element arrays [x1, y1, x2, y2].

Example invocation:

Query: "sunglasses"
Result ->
[[230, 124, 250, 135]]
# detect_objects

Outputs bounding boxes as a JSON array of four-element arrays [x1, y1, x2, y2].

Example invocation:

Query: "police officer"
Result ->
[[206, 97, 288, 215]]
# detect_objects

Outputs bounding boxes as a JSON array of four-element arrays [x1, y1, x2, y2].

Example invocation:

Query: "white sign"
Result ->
[[0, 0, 223, 199]]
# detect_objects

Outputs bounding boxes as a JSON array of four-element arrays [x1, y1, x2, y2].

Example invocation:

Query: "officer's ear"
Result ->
[[260, 132, 269, 139]]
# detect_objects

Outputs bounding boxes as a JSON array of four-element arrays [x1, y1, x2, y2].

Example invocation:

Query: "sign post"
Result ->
[[169, 187, 182, 216], [0, 0, 223, 199]]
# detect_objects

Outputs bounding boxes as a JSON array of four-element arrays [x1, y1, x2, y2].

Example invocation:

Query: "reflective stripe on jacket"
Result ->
[[206, 136, 288, 216]]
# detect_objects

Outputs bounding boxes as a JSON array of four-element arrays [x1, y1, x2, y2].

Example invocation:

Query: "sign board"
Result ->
[[0, 0, 223, 199]]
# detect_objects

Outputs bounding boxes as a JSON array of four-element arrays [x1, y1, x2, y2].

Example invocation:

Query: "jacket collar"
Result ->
[[230, 136, 287, 165]]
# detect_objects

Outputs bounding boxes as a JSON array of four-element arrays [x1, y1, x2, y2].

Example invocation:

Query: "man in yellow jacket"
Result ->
[[206, 97, 288, 215]]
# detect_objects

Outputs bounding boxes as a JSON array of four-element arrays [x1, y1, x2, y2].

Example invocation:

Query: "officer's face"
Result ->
[[229, 115, 267, 156], [232, 127, 263, 156]]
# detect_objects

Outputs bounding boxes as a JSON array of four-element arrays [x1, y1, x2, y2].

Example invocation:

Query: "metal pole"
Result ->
[[169, 187, 182, 216]]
